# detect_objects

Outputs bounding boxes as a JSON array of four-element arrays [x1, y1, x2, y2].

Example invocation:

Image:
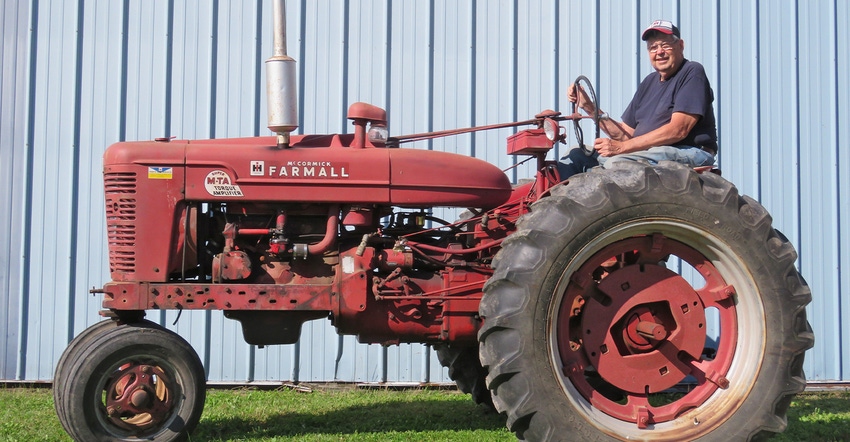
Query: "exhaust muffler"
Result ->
[[266, 0, 298, 148]]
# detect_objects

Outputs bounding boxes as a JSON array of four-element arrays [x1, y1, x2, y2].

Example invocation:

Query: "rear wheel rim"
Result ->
[[551, 220, 764, 434]]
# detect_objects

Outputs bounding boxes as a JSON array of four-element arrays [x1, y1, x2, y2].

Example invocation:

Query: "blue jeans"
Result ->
[[556, 145, 716, 179]]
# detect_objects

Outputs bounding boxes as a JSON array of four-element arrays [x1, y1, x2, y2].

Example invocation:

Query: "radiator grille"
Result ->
[[104, 172, 137, 274]]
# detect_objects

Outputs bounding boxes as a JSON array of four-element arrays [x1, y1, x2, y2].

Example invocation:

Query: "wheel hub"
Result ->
[[130, 389, 150, 408], [104, 363, 174, 431], [623, 309, 668, 351], [581, 264, 707, 393]]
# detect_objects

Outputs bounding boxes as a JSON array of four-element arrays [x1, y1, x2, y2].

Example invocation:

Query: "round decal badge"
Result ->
[[204, 170, 244, 197]]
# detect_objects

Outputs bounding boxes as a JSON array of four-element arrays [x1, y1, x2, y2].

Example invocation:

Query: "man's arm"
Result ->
[[594, 111, 699, 156], [598, 116, 635, 141]]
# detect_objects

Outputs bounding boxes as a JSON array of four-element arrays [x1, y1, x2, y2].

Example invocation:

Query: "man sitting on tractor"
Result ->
[[557, 19, 718, 178]]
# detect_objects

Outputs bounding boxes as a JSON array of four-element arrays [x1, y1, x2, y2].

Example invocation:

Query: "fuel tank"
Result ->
[[104, 134, 512, 209]]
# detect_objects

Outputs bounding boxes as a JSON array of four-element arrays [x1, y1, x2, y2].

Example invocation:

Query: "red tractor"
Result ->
[[53, 3, 813, 441]]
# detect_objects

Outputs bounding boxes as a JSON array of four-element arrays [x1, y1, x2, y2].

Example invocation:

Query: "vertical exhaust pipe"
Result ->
[[266, 0, 298, 148]]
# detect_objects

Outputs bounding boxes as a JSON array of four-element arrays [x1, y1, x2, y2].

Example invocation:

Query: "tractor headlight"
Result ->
[[368, 123, 389, 145], [543, 118, 559, 142]]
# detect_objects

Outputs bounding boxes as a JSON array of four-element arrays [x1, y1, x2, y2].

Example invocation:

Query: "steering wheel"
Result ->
[[571, 75, 601, 156]]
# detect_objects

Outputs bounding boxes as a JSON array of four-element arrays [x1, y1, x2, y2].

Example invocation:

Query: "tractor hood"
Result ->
[[103, 134, 513, 209]]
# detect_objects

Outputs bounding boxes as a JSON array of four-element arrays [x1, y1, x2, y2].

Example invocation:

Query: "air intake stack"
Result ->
[[266, 0, 298, 148]]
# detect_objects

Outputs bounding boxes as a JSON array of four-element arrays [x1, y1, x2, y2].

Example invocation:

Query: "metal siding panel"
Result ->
[[24, 0, 82, 380], [321, 333, 374, 383], [515, 0, 558, 118], [472, 1, 517, 173], [251, 341, 296, 382], [299, 320, 337, 382], [717, 0, 760, 195], [387, 344, 419, 383], [839, 0, 850, 384], [798, 0, 841, 381], [206, 312, 253, 382], [171, 0, 216, 139], [350, 338, 389, 383], [214, 0, 262, 138], [0, 0, 30, 379], [346, 0, 390, 113], [431, 0, 473, 156], [389, 1, 433, 140], [301, 0, 347, 134], [123, 0, 170, 140]]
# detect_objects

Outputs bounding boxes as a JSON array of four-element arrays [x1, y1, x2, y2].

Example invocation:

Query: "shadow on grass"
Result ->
[[187, 390, 850, 440], [193, 398, 508, 440]]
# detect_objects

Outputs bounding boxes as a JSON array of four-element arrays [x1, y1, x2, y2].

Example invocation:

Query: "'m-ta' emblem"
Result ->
[[204, 170, 244, 197]]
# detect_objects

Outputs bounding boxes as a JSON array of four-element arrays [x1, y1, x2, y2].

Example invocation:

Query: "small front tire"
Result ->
[[54, 321, 206, 442]]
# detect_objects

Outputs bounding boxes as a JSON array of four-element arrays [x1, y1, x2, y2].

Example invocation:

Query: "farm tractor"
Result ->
[[53, 2, 813, 441]]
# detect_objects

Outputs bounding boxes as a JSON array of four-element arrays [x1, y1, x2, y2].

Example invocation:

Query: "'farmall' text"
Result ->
[[268, 161, 350, 178]]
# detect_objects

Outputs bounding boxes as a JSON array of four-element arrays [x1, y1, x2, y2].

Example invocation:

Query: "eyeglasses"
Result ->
[[647, 41, 676, 53]]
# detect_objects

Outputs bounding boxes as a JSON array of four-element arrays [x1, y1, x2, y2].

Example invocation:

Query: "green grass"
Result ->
[[778, 391, 850, 441], [1, 386, 848, 441]]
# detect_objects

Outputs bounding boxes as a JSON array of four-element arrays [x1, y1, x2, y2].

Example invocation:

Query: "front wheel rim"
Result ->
[[93, 355, 183, 438]]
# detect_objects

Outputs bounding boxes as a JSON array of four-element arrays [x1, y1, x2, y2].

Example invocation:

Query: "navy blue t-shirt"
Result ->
[[621, 60, 718, 152]]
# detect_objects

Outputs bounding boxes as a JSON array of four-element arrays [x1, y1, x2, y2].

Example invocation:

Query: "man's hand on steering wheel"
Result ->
[[568, 83, 596, 114]]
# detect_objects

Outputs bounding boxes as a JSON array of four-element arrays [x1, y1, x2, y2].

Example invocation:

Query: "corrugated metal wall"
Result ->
[[1, 0, 848, 383]]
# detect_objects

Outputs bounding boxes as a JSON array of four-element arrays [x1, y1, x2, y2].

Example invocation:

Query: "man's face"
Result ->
[[646, 34, 684, 80]]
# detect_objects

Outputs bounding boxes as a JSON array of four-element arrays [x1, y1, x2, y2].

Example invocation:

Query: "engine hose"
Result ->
[[306, 205, 340, 255]]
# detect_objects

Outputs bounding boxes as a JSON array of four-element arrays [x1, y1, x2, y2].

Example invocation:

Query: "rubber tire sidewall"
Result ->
[[54, 319, 123, 430]]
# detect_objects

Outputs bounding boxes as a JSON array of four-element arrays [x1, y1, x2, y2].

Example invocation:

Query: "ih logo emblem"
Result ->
[[250, 161, 264, 176]]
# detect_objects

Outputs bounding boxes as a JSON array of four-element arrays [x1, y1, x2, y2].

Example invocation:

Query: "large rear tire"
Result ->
[[479, 161, 813, 441], [54, 321, 206, 442], [434, 344, 494, 410]]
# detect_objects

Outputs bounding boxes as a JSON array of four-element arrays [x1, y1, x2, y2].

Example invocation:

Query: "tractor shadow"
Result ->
[[191, 395, 510, 440]]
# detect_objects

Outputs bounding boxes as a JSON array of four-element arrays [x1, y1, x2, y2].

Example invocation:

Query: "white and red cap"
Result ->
[[642, 19, 680, 41]]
